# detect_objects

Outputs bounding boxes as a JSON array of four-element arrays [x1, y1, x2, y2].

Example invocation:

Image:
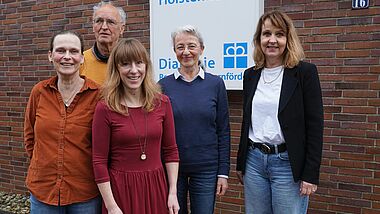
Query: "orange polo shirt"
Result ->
[[24, 76, 100, 206], [80, 49, 107, 85]]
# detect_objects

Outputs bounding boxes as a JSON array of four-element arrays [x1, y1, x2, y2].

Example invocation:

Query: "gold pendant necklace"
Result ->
[[129, 109, 148, 161]]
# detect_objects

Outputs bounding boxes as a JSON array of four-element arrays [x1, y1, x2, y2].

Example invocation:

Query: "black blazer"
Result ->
[[236, 61, 324, 185]]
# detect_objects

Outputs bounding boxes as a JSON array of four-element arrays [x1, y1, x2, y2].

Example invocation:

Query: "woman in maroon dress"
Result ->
[[92, 38, 180, 214]]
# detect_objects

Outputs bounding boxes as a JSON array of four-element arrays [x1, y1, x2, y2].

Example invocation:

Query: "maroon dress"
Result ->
[[92, 95, 179, 214]]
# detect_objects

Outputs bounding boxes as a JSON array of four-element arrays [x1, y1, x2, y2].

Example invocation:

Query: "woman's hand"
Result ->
[[107, 205, 123, 214], [216, 177, 228, 196], [97, 182, 123, 214], [236, 171, 244, 185], [300, 181, 317, 196], [167, 192, 180, 214]]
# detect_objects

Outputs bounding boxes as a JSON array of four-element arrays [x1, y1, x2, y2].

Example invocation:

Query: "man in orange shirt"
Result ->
[[80, 1, 126, 85]]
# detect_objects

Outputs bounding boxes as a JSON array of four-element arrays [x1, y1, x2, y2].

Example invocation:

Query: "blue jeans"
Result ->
[[244, 147, 309, 214], [30, 194, 101, 214], [177, 170, 217, 214]]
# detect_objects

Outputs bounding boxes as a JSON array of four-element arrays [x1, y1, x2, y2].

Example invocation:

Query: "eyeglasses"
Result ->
[[175, 44, 200, 52], [93, 17, 120, 27]]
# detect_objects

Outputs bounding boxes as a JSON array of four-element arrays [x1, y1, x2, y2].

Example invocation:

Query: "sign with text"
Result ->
[[150, 0, 264, 90], [352, 0, 369, 9]]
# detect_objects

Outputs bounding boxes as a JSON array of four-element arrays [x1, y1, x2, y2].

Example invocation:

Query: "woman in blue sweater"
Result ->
[[159, 25, 230, 214]]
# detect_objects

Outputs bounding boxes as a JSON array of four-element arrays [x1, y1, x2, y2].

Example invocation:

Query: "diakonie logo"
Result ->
[[223, 42, 248, 69]]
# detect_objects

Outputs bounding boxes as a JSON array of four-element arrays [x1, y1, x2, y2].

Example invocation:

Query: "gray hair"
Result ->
[[93, 1, 127, 25], [171, 25, 206, 70], [171, 25, 204, 48]]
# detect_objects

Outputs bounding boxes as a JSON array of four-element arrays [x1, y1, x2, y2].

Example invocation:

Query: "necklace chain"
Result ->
[[262, 67, 284, 84], [63, 89, 79, 106], [59, 83, 81, 107], [129, 109, 148, 160]]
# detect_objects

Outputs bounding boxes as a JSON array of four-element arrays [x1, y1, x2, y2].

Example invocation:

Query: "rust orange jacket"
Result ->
[[24, 76, 100, 206]]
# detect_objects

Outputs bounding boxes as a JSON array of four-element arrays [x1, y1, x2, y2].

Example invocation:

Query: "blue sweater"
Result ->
[[159, 72, 230, 176]]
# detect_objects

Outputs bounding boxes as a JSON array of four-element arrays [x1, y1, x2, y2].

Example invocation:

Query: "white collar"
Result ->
[[174, 66, 205, 81]]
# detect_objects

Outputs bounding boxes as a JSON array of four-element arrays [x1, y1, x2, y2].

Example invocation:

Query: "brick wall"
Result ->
[[0, 0, 379, 213]]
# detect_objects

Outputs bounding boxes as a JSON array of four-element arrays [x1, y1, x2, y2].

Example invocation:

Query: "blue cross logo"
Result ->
[[223, 42, 248, 69]]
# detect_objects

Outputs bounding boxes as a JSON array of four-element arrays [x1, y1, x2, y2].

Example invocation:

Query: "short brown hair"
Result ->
[[49, 31, 84, 54]]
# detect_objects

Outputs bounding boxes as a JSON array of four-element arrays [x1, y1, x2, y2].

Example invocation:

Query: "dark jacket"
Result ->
[[236, 61, 324, 185]]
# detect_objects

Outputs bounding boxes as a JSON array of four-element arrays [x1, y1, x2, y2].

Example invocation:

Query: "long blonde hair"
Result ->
[[253, 10, 304, 69], [102, 38, 161, 115]]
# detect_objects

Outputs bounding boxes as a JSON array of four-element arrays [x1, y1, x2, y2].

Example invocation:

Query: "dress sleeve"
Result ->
[[92, 102, 112, 183], [215, 79, 231, 176], [24, 85, 40, 159], [161, 95, 179, 163]]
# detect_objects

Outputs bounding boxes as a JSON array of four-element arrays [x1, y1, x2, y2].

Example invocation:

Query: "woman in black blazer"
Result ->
[[236, 11, 323, 214]]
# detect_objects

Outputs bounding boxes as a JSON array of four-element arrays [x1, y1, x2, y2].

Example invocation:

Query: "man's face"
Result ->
[[92, 4, 125, 46]]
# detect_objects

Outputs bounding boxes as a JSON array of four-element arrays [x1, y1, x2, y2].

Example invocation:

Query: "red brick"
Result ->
[[305, 51, 335, 58], [363, 193, 380, 201], [341, 122, 376, 130], [312, 10, 346, 19], [319, 74, 344, 81], [309, 209, 336, 214], [338, 183, 372, 193], [341, 137, 374, 146], [340, 153, 374, 161], [330, 174, 363, 183], [304, 35, 337, 43], [346, 41, 380, 49], [324, 106, 342, 113], [312, 58, 344, 66], [305, 2, 338, 11], [333, 113, 366, 122], [336, 50, 371, 58], [362, 208, 380, 214], [334, 98, 368, 105], [338, 33, 373, 42], [331, 159, 365, 168], [347, 7, 380, 16], [364, 178, 380, 186], [374, 202, 380, 209], [370, 66, 380, 74], [343, 106, 377, 114], [330, 204, 362, 213], [368, 99, 380, 107], [367, 131, 380, 139], [311, 43, 344, 50], [337, 198, 371, 208], [330, 189, 362, 199], [344, 74, 379, 82], [338, 17, 372, 26], [343, 90, 377, 98], [345, 58, 379, 65], [365, 163, 380, 172]]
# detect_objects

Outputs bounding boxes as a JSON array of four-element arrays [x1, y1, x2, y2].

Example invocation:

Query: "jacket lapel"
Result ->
[[245, 68, 262, 114], [279, 67, 298, 113]]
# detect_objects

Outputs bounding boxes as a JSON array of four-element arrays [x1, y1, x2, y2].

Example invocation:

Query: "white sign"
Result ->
[[150, 0, 264, 90]]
